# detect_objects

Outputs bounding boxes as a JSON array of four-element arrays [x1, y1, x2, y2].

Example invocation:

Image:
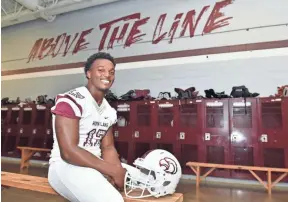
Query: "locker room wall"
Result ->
[[2, 54, 287, 100]]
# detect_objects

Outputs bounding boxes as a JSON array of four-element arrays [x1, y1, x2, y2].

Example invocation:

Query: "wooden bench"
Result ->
[[1, 172, 183, 202], [17, 146, 51, 174], [186, 161, 288, 195]]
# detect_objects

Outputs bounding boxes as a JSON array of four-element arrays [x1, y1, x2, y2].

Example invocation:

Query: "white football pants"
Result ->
[[48, 160, 134, 202]]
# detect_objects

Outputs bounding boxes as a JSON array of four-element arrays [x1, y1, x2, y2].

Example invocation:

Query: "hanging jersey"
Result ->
[[49, 86, 117, 163]]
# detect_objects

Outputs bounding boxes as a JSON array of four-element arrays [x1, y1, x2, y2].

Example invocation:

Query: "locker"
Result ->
[[149, 100, 179, 170], [130, 101, 155, 163], [258, 97, 288, 181], [30, 105, 48, 148], [2, 106, 21, 157], [43, 105, 53, 161], [17, 105, 35, 150], [200, 99, 230, 178], [229, 98, 260, 180], [153, 100, 176, 141], [176, 99, 203, 174], [1, 106, 9, 153], [112, 101, 133, 164]]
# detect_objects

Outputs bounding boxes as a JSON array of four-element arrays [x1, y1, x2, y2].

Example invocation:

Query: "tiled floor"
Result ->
[[1, 161, 288, 202]]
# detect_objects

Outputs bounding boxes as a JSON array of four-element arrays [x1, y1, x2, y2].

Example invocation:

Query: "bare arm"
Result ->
[[101, 127, 122, 167], [55, 115, 117, 177]]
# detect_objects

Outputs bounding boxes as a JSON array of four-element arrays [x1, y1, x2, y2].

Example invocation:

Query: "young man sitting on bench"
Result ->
[[48, 52, 182, 202]]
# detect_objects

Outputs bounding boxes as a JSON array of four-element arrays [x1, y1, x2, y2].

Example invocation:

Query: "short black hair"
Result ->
[[84, 52, 116, 76]]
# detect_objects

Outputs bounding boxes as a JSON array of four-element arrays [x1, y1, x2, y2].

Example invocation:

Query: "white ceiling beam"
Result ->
[[1, 0, 120, 28]]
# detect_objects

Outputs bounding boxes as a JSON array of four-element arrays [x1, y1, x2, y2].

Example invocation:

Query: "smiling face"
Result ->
[[86, 58, 115, 93]]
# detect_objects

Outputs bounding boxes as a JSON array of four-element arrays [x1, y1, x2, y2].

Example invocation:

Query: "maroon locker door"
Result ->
[[43, 105, 53, 161], [258, 97, 287, 181], [112, 101, 133, 164], [1, 107, 9, 153], [130, 101, 155, 163], [229, 98, 260, 180], [151, 100, 178, 161], [17, 105, 35, 151], [201, 99, 230, 178], [3, 106, 21, 157], [30, 105, 47, 148], [176, 99, 202, 174]]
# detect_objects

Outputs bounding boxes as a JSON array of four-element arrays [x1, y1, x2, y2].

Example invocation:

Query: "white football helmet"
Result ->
[[124, 149, 181, 198]]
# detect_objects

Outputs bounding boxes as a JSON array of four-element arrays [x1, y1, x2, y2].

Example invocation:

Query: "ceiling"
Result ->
[[1, 0, 30, 17], [1, 0, 125, 28]]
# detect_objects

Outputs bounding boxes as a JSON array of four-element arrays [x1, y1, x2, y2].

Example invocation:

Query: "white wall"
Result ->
[[1, 0, 288, 100], [2, 54, 288, 100]]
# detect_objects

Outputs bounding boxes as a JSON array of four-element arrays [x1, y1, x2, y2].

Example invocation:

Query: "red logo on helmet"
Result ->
[[159, 157, 178, 175]]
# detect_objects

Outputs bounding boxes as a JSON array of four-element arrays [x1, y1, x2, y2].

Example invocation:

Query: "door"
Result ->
[[258, 97, 287, 181], [113, 101, 132, 164], [176, 99, 203, 174], [130, 101, 155, 163], [201, 99, 230, 178], [229, 98, 259, 180]]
